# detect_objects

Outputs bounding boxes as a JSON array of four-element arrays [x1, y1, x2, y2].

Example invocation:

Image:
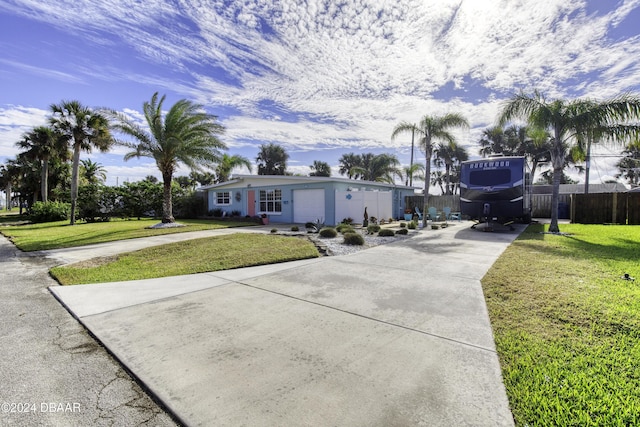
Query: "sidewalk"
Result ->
[[49, 222, 520, 426]]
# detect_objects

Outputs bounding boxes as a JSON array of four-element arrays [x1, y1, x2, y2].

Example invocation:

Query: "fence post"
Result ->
[[612, 192, 617, 224]]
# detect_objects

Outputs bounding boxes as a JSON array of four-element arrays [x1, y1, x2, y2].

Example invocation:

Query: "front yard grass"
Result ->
[[0, 218, 253, 251], [51, 233, 319, 285], [482, 223, 640, 426]]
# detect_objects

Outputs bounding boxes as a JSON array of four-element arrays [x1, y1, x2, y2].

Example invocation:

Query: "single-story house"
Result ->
[[199, 175, 417, 226]]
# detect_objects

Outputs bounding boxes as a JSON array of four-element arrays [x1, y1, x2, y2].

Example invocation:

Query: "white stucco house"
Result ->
[[199, 175, 418, 226]]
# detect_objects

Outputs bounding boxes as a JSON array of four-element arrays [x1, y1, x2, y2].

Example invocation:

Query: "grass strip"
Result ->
[[0, 218, 252, 251], [50, 233, 319, 285], [482, 223, 640, 426]]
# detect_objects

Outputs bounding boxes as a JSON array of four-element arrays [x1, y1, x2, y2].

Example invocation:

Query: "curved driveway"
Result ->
[[48, 222, 522, 427]]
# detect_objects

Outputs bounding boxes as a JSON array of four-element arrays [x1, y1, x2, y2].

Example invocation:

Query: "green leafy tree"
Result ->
[[616, 142, 640, 186], [338, 153, 363, 179], [256, 143, 288, 175], [401, 163, 425, 187], [109, 92, 226, 223], [392, 113, 469, 220], [350, 153, 400, 183], [216, 153, 252, 182], [309, 160, 332, 177], [433, 141, 469, 195], [16, 126, 68, 202], [80, 159, 107, 184], [391, 122, 420, 186], [499, 90, 640, 232], [50, 100, 113, 224]]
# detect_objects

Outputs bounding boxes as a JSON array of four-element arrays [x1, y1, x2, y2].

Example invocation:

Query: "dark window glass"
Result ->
[[469, 169, 511, 186]]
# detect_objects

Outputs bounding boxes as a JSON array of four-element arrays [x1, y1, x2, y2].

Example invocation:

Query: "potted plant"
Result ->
[[404, 208, 413, 221], [260, 213, 269, 225]]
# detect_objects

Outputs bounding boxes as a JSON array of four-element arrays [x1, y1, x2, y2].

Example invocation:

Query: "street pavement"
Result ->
[[0, 234, 178, 427], [47, 222, 523, 426]]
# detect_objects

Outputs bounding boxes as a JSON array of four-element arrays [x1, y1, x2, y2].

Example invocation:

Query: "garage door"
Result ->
[[293, 189, 325, 224]]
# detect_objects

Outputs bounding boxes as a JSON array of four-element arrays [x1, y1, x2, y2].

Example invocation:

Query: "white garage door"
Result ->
[[293, 189, 325, 224]]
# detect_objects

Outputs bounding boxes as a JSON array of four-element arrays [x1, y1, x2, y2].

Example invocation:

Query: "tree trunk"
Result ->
[[423, 142, 432, 226], [5, 183, 11, 210], [69, 145, 81, 225], [41, 158, 49, 203], [162, 172, 174, 223], [548, 134, 565, 233], [409, 130, 415, 187]]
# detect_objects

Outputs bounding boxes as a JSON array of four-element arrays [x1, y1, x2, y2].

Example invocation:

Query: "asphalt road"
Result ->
[[0, 235, 179, 427]]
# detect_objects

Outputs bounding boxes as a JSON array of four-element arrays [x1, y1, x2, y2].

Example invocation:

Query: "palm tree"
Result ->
[[498, 90, 640, 232], [216, 153, 252, 182], [50, 100, 113, 224], [309, 160, 331, 177], [109, 92, 226, 223], [338, 153, 363, 179], [355, 153, 400, 183], [256, 143, 288, 175], [616, 142, 640, 187], [478, 126, 508, 157], [80, 159, 107, 184], [15, 126, 68, 202], [401, 163, 425, 187], [391, 122, 420, 186], [433, 141, 469, 195], [392, 113, 469, 221]]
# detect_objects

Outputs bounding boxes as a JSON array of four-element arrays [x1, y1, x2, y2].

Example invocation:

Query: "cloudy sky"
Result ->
[[2, 0, 640, 190]]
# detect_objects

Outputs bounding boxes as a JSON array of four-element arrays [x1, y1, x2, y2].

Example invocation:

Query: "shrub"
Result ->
[[367, 224, 381, 234], [400, 222, 407, 228], [378, 228, 395, 237], [270, 228, 278, 233], [341, 217, 353, 224], [337, 224, 355, 234], [343, 232, 364, 245], [208, 208, 224, 217], [319, 227, 338, 238], [408, 221, 417, 230], [231, 210, 242, 217], [395, 228, 408, 235], [30, 201, 70, 223], [291, 226, 299, 232]]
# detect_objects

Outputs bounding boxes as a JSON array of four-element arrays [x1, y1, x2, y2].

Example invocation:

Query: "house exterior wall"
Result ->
[[204, 176, 416, 225]]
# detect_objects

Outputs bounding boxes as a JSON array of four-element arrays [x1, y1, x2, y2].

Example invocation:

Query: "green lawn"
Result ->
[[50, 233, 319, 285], [0, 217, 253, 251], [482, 224, 640, 426]]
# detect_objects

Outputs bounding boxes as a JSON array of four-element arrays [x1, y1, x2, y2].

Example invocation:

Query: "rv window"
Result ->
[[470, 169, 511, 186]]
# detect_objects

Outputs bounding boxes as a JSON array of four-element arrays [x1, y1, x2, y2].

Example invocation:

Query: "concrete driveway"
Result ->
[[50, 222, 522, 426]]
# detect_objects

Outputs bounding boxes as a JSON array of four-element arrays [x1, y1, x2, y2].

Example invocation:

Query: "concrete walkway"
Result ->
[[49, 222, 521, 426]]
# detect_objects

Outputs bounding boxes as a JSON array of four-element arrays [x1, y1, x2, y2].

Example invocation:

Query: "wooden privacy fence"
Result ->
[[572, 192, 640, 224], [404, 195, 460, 213]]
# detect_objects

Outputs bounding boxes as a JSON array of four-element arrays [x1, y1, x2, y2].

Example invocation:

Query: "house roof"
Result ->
[[198, 175, 417, 191], [531, 183, 628, 194]]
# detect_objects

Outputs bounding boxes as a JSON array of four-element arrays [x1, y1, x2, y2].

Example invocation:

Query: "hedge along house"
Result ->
[[199, 175, 418, 226]]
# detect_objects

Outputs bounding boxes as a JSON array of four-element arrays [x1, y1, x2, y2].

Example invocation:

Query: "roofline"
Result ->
[[198, 174, 417, 191]]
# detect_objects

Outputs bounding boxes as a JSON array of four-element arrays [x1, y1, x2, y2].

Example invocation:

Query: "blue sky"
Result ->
[[2, 0, 640, 190]]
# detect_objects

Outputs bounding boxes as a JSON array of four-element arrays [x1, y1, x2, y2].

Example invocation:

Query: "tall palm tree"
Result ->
[[50, 100, 113, 224], [392, 113, 469, 221], [478, 126, 508, 157], [338, 153, 363, 179], [109, 92, 226, 223], [309, 160, 331, 177], [401, 163, 425, 187], [391, 122, 420, 186], [433, 141, 469, 195], [351, 153, 400, 183], [256, 143, 288, 175], [80, 159, 107, 184], [16, 126, 68, 202], [499, 90, 640, 232], [216, 153, 252, 182]]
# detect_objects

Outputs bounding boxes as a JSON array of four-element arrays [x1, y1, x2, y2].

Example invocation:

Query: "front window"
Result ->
[[216, 191, 231, 205], [470, 169, 511, 186], [259, 189, 282, 213]]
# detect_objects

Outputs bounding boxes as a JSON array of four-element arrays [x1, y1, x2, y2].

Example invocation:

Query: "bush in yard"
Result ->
[[408, 221, 417, 229], [291, 226, 299, 232], [395, 228, 408, 235], [343, 232, 364, 245], [319, 227, 338, 238], [336, 224, 355, 234], [367, 224, 380, 234], [378, 228, 395, 237], [30, 201, 70, 223]]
